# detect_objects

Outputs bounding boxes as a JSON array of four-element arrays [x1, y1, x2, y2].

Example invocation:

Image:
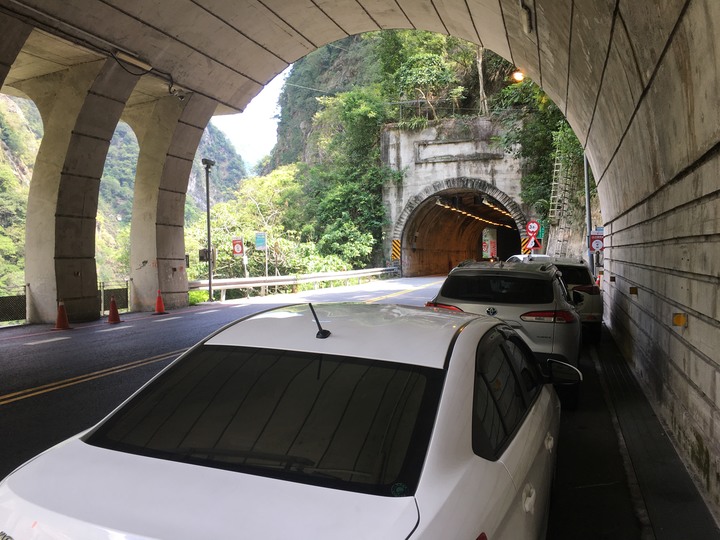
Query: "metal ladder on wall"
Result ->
[[548, 157, 571, 257]]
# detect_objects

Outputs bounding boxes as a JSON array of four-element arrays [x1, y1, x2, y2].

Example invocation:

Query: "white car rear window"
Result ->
[[86, 345, 445, 497]]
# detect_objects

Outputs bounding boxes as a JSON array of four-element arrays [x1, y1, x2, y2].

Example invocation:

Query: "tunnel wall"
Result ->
[[588, 1, 720, 510]]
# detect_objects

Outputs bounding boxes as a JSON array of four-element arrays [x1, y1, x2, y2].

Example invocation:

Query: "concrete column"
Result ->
[[123, 97, 185, 312], [0, 13, 31, 84], [155, 94, 218, 310], [53, 59, 141, 321], [18, 62, 105, 323]]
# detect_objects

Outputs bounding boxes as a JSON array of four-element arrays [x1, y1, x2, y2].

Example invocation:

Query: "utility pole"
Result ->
[[202, 158, 215, 302], [584, 153, 594, 275]]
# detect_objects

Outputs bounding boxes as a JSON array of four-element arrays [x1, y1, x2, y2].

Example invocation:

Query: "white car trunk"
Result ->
[[0, 439, 419, 539]]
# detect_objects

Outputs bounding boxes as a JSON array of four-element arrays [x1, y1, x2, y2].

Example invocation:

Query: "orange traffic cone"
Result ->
[[53, 300, 72, 330], [107, 295, 122, 324], [153, 289, 167, 315]]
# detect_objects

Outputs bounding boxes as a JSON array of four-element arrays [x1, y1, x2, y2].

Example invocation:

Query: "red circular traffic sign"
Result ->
[[526, 220, 540, 237]]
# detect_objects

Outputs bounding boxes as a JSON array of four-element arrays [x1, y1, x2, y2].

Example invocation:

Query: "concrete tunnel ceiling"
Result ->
[[1, 0, 703, 229], [3, 0, 720, 515]]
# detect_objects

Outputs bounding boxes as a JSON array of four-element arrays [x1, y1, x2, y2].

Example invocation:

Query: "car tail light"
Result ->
[[574, 284, 600, 295], [425, 301, 464, 312], [521, 310, 577, 323]]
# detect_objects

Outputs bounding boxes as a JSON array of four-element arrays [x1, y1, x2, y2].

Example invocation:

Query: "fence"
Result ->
[[0, 282, 129, 324], [188, 267, 399, 300], [0, 286, 26, 323], [99, 281, 129, 313]]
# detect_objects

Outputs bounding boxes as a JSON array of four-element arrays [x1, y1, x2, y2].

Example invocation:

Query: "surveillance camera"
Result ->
[[177, 93, 185, 101], [202, 158, 216, 167]]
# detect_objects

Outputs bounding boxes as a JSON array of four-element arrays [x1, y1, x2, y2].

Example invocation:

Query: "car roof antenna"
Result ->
[[309, 303, 331, 339]]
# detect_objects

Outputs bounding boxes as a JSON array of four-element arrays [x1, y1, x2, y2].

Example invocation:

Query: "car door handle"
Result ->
[[523, 484, 536, 514], [545, 432, 555, 452]]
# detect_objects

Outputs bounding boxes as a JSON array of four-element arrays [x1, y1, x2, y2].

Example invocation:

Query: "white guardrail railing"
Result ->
[[188, 267, 399, 300]]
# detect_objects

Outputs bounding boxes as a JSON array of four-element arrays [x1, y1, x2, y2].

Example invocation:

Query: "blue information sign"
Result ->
[[255, 232, 267, 251]]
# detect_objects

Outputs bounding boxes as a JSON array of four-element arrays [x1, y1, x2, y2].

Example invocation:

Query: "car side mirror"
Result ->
[[546, 359, 583, 385]]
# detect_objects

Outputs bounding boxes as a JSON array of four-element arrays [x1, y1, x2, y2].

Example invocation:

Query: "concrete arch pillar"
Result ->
[[125, 93, 217, 311], [54, 59, 141, 322], [19, 58, 141, 322], [17, 61, 106, 323], [123, 97, 185, 312]]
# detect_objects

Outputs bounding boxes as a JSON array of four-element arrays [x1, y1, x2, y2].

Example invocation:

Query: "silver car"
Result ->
[[427, 261, 582, 392], [507, 255, 603, 343]]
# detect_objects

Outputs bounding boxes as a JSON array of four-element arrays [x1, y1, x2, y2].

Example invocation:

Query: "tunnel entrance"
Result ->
[[398, 186, 522, 276]]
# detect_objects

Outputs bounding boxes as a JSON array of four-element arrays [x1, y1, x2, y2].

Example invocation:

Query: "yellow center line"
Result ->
[[363, 279, 444, 303], [0, 349, 186, 407]]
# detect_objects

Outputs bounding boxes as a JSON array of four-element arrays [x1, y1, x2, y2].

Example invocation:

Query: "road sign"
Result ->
[[526, 220, 540, 237], [255, 232, 267, 251], [232, 237, 244, 256], [527, 236, 542, 251], [590, 233, 604, 252]]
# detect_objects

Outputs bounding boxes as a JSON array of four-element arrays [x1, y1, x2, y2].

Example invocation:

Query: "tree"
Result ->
[[395, 52, 459, 119], [493, 79, 564, 219]]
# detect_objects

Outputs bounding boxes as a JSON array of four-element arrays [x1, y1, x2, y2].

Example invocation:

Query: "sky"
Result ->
[[210, 67, 291, 169]]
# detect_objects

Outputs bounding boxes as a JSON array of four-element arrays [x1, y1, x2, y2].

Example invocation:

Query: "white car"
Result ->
[[507, 255, 603, 343], [0, 303, 580, 540]]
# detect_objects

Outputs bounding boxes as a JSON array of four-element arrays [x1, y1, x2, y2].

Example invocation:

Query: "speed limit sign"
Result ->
[[526, 220, 540, 237]]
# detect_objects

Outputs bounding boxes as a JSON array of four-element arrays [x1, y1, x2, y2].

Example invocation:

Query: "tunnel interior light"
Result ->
[[672, 313, 688, 328], [481, 197, 513, 218], [435, 198, 514, 229]]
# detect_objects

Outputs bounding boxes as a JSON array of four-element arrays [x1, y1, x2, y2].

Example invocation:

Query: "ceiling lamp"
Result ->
[[435, 198, 514, 229]]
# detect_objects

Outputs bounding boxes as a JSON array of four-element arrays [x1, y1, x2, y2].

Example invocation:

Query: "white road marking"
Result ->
[[96, 325, 133, 333], [24, 337, 71, 346], [152, 316, 182, 322]]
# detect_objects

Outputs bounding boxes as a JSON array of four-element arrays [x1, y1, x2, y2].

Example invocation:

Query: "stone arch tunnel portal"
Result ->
[[394, 180, 524, 276]]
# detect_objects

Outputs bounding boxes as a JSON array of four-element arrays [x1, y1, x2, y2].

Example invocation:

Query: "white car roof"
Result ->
[[205, 303, 498, 369]]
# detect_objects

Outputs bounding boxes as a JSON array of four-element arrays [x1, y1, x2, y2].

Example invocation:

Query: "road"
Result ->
[[1, 276, 718, 539]]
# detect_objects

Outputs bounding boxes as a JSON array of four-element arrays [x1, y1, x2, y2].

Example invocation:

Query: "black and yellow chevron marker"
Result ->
[[391, 239, 401, 260]]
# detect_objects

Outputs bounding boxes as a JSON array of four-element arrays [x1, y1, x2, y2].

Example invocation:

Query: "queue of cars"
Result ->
[[0, 303, 582, 539], [0, 256, 595, 539]]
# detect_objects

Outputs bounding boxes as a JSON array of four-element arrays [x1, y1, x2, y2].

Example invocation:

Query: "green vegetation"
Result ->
[[184, 164, 350, 298], [491, 79, 593, 221]]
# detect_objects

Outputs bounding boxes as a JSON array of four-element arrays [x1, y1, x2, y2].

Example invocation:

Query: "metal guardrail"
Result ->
[[188, 267, 399, 298]]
